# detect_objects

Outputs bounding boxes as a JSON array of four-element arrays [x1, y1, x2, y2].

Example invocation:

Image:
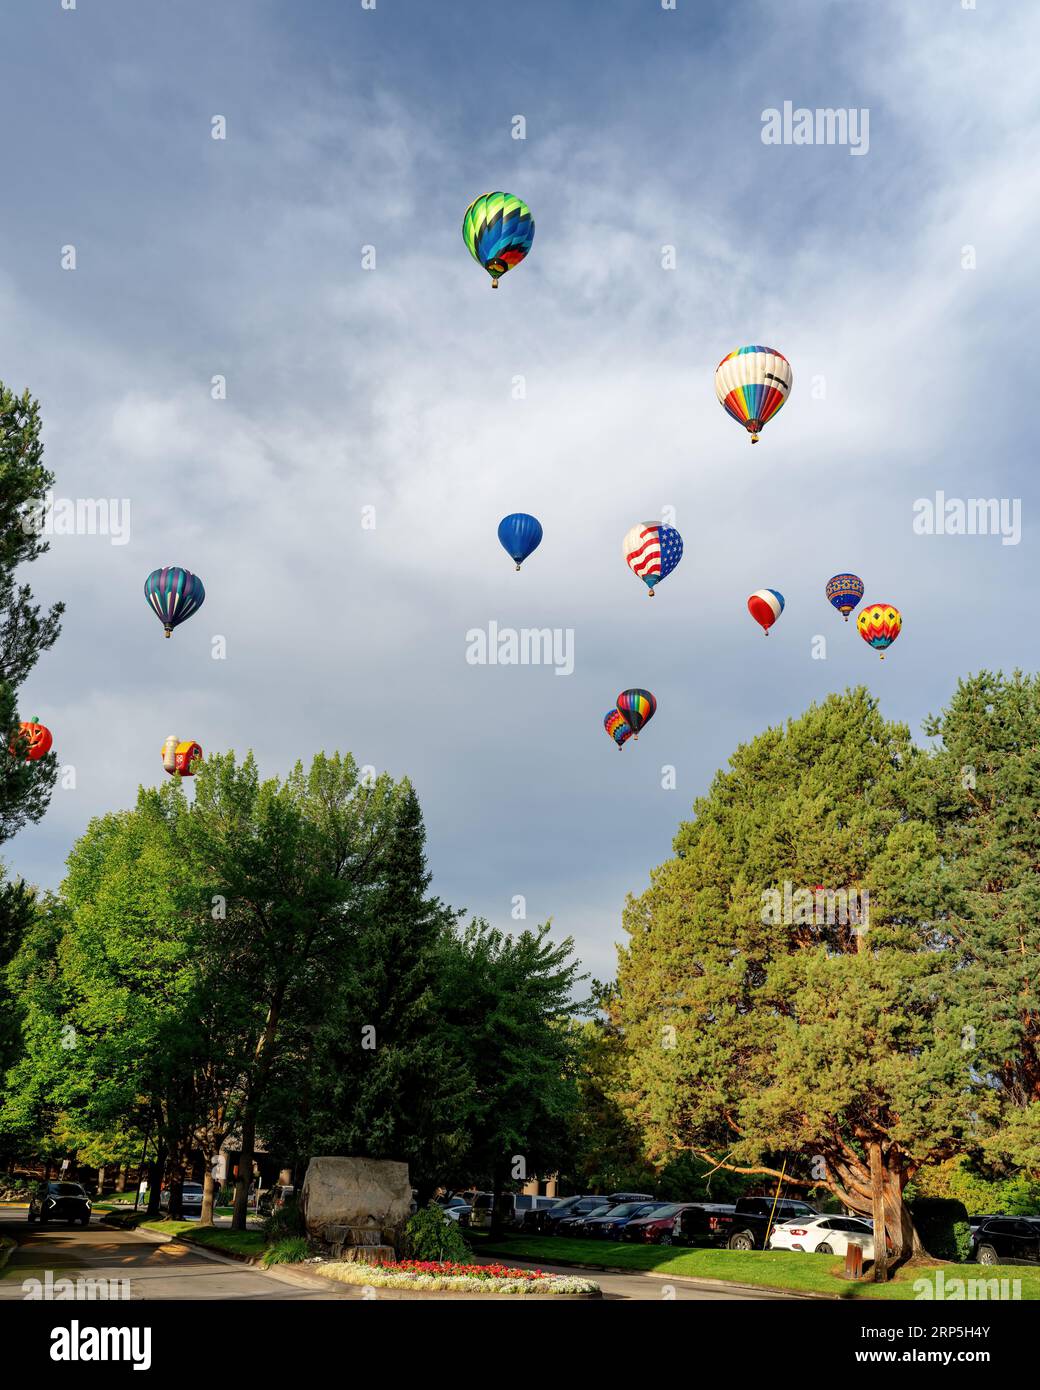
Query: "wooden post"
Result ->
[[869, 1141, 889, 1282]]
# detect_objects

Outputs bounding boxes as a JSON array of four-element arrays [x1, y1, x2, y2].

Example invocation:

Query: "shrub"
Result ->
[[263, 1196, 304, 1242], [910, 1197, 973, 1262], [404, 1203, 471, 1263], [262, 1237, 309, 1267]]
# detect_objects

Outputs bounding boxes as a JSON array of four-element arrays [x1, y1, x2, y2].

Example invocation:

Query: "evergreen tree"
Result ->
[[0, 384, 63, 843], [616, 688, 984, 1266]]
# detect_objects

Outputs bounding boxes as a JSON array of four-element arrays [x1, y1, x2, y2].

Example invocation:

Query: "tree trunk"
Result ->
[[146, 1144, 167, 1219], [199, 1167, 217, 1227], [869, 1142, 889, 1282], [167, 1149, 185, 1221], [231, 1112, 256, 1232], [97, 1164, 107, 1197], [489, 1163, 506, 1240], [115, 1164, 127, 1194]]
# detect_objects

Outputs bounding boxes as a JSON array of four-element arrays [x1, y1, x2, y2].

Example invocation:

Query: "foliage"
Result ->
[[404, 1203, 472, 1263], [261, 1236, 309, 1267], [907, 1197, 973, 1262], [262, 1196, 304, 1242]]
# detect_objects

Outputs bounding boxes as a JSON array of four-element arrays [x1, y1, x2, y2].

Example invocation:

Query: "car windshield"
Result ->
[[599, 1202, 644, 1218], [52, 1183, 86, 1197], [642, 1204, 680, 1220], [580, 1205, 612, 1219]]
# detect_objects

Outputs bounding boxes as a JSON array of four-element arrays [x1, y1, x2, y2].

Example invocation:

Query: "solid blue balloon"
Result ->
[[498, 513, 543, 571]]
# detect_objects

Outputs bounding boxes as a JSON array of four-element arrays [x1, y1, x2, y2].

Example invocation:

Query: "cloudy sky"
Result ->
[[1, 0, 1037, 983]]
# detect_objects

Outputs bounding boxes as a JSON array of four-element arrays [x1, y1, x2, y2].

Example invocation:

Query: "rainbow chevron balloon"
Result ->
[[857, 603, 902, 659]]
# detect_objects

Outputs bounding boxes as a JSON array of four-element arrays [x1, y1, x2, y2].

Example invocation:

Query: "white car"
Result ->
[[159, 1181, 204, 1215], [768, 1214, 875, 1259]]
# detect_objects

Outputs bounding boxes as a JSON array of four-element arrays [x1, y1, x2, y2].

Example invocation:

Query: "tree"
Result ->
[[922, 670, 1040, 1180], [616, 688, 986, 1267], [0, 384, 63, 844], [263, 783, 472, 1199], [436, 920, 588, 1234]]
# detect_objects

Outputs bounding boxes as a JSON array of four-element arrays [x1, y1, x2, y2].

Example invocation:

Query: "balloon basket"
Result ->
[[515, 563, 521, 572]]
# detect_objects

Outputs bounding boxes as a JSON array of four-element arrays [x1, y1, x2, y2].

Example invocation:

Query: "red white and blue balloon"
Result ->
[[623, 523, 683, 597], [748, 588, 784, 634]]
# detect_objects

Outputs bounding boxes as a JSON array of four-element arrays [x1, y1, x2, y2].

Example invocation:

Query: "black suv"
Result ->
[[28, 1181, 92, 1226], [972, 1217, 1040, 1266]]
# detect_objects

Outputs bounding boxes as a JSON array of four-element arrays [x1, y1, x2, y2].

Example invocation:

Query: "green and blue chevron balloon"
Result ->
[[462, 192, 534, 288]]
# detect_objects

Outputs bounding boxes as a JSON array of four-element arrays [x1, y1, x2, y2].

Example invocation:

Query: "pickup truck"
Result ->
[[713, 1196, 820, 1251]]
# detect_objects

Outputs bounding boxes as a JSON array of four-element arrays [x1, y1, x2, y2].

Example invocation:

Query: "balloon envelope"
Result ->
[[748, 588, 785, 633], [616, 689, 657, 735], [12, 721, 52, 761], [715, 346, 792, 442], [463, 192, 534, 286], [857, 603, 902, 658], [826, 573, 864, 621], [623, 523, 683, 594], [145, 567, 205, 637], [498, 513, 543, 569], [604, 709, 633, 749]]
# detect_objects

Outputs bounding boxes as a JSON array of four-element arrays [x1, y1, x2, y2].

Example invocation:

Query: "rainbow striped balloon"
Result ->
[[748, 588, 784, 634], [616, 689, 657, 738], [463, 192, 534, 287], [715, 346, 792, 443], [857, 603, 902, 660]]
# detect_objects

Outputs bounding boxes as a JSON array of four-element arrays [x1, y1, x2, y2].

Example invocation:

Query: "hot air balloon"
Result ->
[[145, 567, 205, 638], [604, 709, 632, 750], [463, 192, 534, 288], [10, 719, 52, 761], [715, 346, 792, 443], [161, 736, 203, 776], [498, 513, 543, 571], [748, 588, 785, 634], [826, 573, 864, 622], [623, 522, 683, 596], [616, 689, 656, 738], [857, 603, 902, 660]]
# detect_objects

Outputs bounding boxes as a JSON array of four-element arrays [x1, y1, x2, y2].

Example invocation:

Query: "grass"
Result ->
[[139, 1220, 266, 1259], [261, 1236, 309, 1267], [471, 1233, 1040, 1300]]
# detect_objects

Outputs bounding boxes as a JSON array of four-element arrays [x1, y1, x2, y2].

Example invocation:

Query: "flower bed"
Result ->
[[312, 1257, 600, 1296]]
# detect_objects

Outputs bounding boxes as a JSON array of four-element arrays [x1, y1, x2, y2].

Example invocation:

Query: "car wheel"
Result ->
[[39, 1212, 48, 1225], [977, 1245, 999, 1266], [660, 1233, 674, 1246], [80, 1215, 90, 1226], [815, 1242, 834, 1255], [27, 1209, 35, 1223], [728, 1231, 756, 1252]]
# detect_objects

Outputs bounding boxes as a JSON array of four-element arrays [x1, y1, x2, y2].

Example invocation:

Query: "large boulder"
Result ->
[[299, 1157, 411, 1248]]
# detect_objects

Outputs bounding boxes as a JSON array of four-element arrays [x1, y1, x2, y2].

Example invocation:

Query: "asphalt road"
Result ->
[[0, 1211, 785, 1301]]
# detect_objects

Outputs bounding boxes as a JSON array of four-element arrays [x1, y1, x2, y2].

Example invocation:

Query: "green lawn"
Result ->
[[139, 1220, 266, 1259], [472, 1234, 1040, 1300]]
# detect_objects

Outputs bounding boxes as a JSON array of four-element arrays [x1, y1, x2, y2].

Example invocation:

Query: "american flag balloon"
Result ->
[[622, 523, 683, 596]]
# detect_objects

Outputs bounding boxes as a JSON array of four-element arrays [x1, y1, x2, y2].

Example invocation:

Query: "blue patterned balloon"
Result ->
[[145, 567, 205, 638]]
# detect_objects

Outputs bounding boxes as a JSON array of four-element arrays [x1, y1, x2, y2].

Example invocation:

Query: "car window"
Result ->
[[53, 1183, 87, 1197]]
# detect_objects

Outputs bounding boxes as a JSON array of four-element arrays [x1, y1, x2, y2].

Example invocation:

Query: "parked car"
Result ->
[[159, 1181, 204, 1216], [558, 1203, 617, 1236], [439, 1197, 472, 1225], [520, 1195, 603, 1234], [583, 1200, 670, 1240], [972, 1217, 1040, 1266], [257, 1184, 295, 1216], [768, 1214, 875, 1259], [624, 1202, 734, 1246], [28, 1181, 92, 1226], [467, 1192, 558, 1230], [714, 1196, 820, 1251]]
